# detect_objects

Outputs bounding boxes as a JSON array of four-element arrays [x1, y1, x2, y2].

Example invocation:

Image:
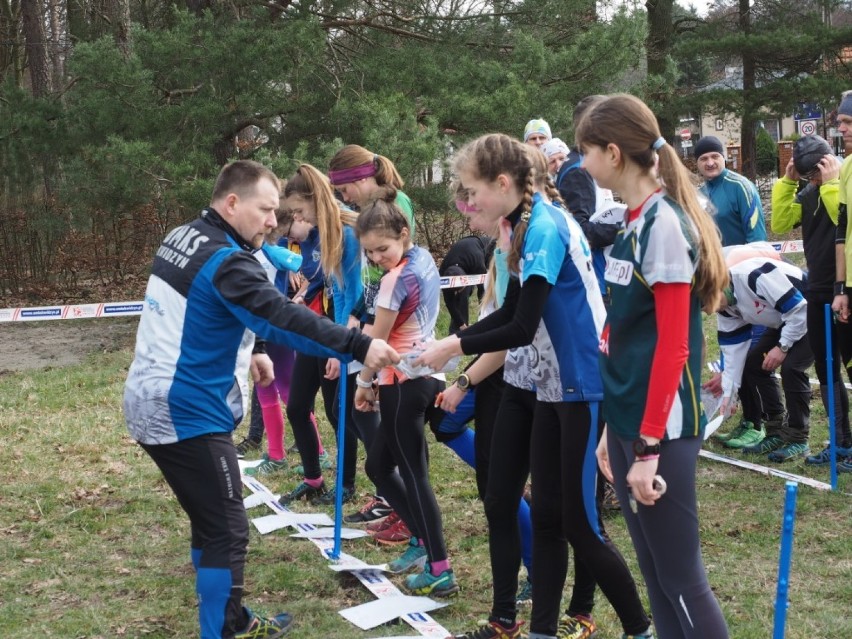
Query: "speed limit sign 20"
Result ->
[[799, 120, 817, 136]]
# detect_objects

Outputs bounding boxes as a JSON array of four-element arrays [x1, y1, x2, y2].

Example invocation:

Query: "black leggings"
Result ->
[[342, 370, 381, 454], [529, 401, 649, 636], [608, 432, 729, 639], [365, 376, 448, 562], [472, 368, 504, 500], [807, 290, 852, 446], [286, 353, 357, 487], [484, 385, 597, 625]]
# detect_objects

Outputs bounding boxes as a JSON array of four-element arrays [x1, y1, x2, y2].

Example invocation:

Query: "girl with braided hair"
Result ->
[[418, 134, 651, 639]]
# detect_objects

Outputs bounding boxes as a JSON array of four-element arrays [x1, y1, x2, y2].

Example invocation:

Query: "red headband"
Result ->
[[328, 162, 377, 186]]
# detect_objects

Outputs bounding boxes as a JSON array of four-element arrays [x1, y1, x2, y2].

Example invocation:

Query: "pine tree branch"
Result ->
[[319, 15, 438, 42]]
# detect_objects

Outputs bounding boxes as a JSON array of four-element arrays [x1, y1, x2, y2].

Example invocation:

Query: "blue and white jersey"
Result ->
[[520, 193, 607, 402], [717, 257, 807, 398], [123, 208, 373, 446]]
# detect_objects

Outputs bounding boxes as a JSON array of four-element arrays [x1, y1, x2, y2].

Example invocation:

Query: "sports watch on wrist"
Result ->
[[456, 373, 474, 392], [778, 343, 790, 354], [632, 438, 661, 457]]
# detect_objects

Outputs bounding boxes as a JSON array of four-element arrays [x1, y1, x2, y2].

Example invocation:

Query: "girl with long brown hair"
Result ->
[[577, 93, 729, 639]]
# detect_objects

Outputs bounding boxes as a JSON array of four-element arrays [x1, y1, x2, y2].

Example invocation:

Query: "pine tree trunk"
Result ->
[[646, 0, 676, 141], [0, 0, 24, 86], [46, 0, 66, 91], [110, 0, 130, 57], [739, 0, 756, 180], [21, 0, 51, 96], [185, 0, 212, 17]]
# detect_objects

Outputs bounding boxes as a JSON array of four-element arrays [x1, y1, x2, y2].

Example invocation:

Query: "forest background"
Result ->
[[1, 0, 852, 302]]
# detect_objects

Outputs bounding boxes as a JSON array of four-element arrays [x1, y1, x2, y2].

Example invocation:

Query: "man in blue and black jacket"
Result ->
[[123, 160, 398, 639]]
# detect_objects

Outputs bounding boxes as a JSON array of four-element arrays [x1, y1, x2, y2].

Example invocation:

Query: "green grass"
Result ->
[[0, 319, 850, 639]]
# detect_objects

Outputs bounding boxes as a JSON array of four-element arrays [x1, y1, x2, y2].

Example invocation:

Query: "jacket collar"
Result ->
[[201, 206, 255, 251]]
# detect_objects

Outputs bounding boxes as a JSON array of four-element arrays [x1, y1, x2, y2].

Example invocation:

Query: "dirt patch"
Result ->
[[0, 318, 138, 374]]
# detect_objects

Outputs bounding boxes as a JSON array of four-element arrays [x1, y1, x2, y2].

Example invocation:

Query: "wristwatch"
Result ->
[[778, 343, 790, 354], [632, 438, 661, 457], [456, 373, 474, 392]]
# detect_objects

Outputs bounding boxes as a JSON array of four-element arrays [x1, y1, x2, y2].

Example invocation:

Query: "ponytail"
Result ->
[[286, 163, 348, 282], [656, 144, 728, 310], [544, 176, 563, 207], [367, 183, 398, 205], [375, 155, 405, 190], [479, 253, 498, 311]]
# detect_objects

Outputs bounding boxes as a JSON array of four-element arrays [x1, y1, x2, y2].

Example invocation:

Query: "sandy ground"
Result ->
[[0, 317, 138, 374]]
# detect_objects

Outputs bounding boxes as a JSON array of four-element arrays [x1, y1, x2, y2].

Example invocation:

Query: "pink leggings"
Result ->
[[255, 342, 323, 460]]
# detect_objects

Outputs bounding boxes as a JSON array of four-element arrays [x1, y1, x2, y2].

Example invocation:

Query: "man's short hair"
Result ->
[[211, 160, 280, 202], [573, 95, 607, 126]]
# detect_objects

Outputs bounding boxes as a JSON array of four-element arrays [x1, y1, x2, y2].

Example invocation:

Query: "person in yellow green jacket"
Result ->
[[772, 134, 852, 466]]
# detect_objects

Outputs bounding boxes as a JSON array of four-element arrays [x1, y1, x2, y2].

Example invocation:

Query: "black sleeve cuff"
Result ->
[[351, 332, 373, 364]]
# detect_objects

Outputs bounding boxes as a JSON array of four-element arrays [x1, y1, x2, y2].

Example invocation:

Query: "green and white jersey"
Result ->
[[599, 191, 706, 441]]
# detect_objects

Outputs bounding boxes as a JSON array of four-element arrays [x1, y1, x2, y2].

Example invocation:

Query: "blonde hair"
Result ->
[[574, 93, 729, 309], [283, 164, 358, 283], [479, 254, 498, 311], [453, 133, 546, 273]]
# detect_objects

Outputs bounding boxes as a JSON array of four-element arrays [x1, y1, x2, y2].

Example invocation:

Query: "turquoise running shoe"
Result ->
[[388, 537, 428, 573], [403, 563, 459, 597]]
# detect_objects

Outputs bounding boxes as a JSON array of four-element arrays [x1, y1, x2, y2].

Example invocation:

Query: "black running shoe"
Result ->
[[343, 495, 393, 523], [235, 437, 262, 459], [312, 485, 356, 506], [278, 481, 326, 506]]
